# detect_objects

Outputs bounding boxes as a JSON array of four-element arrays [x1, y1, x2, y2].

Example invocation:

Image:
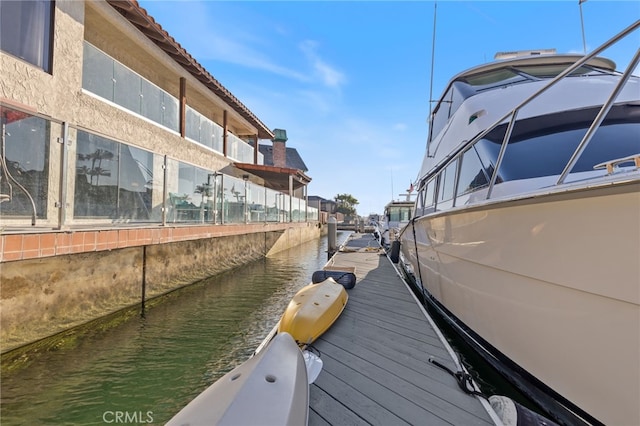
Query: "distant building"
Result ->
[[308, 196, 337, 214], [308, 195, 343, 224], [235, 128, 311, 199], [259, 129, 308, 172]]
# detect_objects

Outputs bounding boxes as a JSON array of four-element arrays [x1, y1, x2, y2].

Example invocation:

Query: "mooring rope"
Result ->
[[429, 357, 487, 399]]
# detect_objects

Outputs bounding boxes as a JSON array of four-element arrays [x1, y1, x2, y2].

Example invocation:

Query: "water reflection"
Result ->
[[1, 232, 350, 425]]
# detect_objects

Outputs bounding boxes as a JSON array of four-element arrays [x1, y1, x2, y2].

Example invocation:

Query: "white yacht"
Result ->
[[399, 22, 639, 426]]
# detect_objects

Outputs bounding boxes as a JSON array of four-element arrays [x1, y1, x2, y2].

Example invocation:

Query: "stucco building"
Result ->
[[0, 0, 320, 352]]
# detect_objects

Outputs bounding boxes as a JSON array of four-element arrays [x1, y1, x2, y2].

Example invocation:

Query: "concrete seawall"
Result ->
[[1, 223, 323, 353]]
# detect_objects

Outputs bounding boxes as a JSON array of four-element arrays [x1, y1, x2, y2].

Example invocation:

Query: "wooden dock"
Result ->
[[308, 233, 498, 425]]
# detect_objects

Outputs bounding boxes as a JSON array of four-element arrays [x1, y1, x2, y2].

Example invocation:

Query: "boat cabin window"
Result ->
[[436, 159, 458, 210], [457, 147, 490, 196], [387, 206, 412, 223], [429, 82, 470, 142], [425, 178, 436, 208], [474, 104, 640, 182], [415, 177, 437, 216]]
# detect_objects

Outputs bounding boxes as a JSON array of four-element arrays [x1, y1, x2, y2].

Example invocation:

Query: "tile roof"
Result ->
[[258, 145, 308, 172]]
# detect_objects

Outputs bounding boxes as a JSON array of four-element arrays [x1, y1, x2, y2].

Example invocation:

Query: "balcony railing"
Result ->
[[0, 108, 316, 229]]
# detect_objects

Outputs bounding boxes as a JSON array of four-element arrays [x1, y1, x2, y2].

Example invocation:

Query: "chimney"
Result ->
[[272, 128, 287, 168]]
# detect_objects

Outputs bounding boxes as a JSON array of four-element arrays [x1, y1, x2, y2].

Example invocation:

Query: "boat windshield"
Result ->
[[514, 64, 605, 78], [429, 63, 620, 143], [459, 64, 607, 92], [475, 104, 640, 182]]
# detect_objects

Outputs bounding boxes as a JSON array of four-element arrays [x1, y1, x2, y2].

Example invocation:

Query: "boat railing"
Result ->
[[472, 20, 640, 199]]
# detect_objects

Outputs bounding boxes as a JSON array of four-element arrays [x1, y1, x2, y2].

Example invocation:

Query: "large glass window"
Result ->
[[118, 145, 155, 221], [75, 132, 119, 218], [75, 131, 157, 221], [0, 0, 53, 72], [0, 107, 49, 219], [165, 160, 215, 223]]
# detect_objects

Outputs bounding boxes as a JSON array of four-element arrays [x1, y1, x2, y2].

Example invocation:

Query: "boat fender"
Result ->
[[389, 240, 400, 263], [303, 346, 323, 384], [312, 270, 356, 289], [489, 395, 559, 426]]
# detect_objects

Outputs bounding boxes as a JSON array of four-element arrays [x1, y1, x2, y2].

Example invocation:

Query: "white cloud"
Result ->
[[299, 40, 346, 89]]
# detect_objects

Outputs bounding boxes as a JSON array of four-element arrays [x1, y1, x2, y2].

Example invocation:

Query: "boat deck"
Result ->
[[308, 233, 497, 426]]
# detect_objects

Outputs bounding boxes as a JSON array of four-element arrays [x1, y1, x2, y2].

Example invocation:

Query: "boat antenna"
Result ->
[[579, 0, 587, 54], [426, 1, 437, 157], [390, 168, 394, 201]]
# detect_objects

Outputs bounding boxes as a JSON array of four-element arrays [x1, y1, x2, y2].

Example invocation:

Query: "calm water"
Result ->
[[0, 232, 351, 426]]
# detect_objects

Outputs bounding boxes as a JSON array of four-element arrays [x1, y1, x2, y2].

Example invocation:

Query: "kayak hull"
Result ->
[[278, 278, 348, 345]]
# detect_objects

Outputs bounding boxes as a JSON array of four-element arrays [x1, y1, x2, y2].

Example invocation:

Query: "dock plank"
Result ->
[[309, 233, 495, 426], [312, 369, 409, 426]]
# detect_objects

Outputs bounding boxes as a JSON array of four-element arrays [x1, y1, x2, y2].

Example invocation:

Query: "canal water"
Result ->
[[0, 232, 351, 426], [1, 231, 539, 425]]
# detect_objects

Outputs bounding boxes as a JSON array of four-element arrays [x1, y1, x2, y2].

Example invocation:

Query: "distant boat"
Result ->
[[399, 22, 640, 426], [166, 332, 308, 426], [377, 191, 415, 249], [278, 277, 348, 346]]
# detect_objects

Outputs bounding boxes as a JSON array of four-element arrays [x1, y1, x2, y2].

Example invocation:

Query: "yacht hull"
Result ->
[[399, 181, 640, 426]]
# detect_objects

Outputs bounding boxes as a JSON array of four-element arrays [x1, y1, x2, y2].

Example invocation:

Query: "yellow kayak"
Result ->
[[278, 278, 348, 346]]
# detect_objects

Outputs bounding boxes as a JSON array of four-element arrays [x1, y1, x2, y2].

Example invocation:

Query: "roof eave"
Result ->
[[106, 0, 274, 140]]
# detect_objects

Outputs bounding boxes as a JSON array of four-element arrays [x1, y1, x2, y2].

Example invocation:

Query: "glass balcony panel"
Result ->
[[140, 79, 163, 124], [200, 119, 213, 149], [248, 184, 266, 222], [212, 123, 224, 153], [265, 189, 279, 222], [113, 61, 142, 114], [82, 42, 114, 101], [221, 175, 246, 223], [185, 106, 200, 142], [162, 93, 179, 132]]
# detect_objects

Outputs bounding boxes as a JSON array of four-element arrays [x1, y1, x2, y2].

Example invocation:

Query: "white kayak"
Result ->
[[166, 332, 309, 426]]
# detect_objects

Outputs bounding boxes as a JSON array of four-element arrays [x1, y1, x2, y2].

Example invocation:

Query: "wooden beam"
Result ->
[[179, 77, 186, 137], [222, 110, 228, 157], [253, 134, 258, 165]]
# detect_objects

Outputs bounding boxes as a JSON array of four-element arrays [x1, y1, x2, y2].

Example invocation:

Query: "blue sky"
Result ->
[[137, 0, 639, 216]]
